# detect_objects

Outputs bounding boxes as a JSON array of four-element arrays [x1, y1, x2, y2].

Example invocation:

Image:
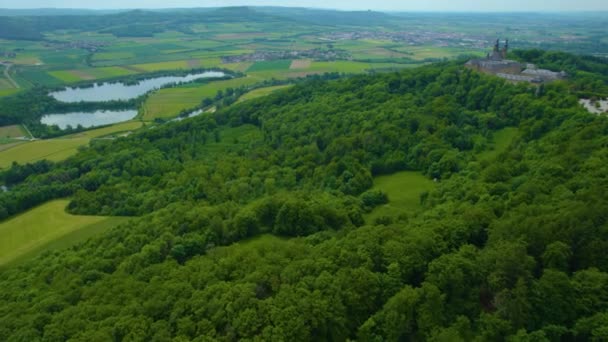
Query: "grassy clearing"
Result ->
[[199, 124, 262, 156], [0, 199, 128, 267], [0, 125, 27, 138], [477, 127, 519, 161], [365, 171, 436, 223], [238, 85, 293, 103], [143, 77, 259, 120]]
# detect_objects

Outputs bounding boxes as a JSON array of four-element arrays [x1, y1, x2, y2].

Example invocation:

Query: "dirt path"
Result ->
[[3, 63, 20, 89], [21, 124, 35, 140]]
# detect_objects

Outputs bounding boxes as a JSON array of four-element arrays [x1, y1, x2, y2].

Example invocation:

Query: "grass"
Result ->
[[199, 124, 262, 155], [131, 60, 191, 72], [0, 125, 27, 138], [0, 89, 20, 97], [477, 127, 519, 161], [0, 122, 143, 168], [365, 171, 436, 223], [49, 66, 136, 83], [92, 51, 136, 61], [0, 199, 129, 267], [0, 139, 88, 168], [0, 78, 14, 90], [48, 70, 84, 83], [142, 77, 259, 120], [238, 85, 293, 102]]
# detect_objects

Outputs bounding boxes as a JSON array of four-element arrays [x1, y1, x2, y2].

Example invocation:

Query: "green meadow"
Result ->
[[365, 171, 436, 223], [238, 85, 293, 102], [0, 121, 144, 168], [0, 200, 128, 267], [142, 77, 259, 120]]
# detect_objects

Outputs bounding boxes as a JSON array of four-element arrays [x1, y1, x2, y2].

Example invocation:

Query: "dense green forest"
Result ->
[[1, 53, 608, 341]]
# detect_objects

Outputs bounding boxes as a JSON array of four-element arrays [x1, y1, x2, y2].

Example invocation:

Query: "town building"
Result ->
[[466, 40, 566, 83]]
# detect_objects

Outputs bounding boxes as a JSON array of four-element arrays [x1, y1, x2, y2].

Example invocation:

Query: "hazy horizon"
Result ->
[[2, 0, 608, 12]]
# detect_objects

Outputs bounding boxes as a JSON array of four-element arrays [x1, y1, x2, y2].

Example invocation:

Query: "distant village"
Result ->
[[43, 40, 109, 53], [320, 30, 484, 48], [466, 39, 567, 83], [221, 48, 351, 63]]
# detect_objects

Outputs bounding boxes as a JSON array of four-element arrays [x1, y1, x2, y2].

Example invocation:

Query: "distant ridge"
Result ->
[[0, 8, 127, 16]]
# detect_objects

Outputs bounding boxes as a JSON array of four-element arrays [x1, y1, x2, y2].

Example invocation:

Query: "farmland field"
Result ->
[[0, 138, 88, 168], [142, 77, 259, 120], [0, 121, 144, 168], [365, 171, 436, 223], [247, 60, 292, 72], [0, 124, 27, 138], [0, 200, 128, 267], [49, 66, 136, 83]]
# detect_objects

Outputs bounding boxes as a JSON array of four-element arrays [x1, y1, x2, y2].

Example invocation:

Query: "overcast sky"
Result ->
[[1, 0, 607, 11]]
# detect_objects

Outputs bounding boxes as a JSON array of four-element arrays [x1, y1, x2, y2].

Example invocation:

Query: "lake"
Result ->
[[49, 71, 226, 103], [41, 110, 138, 129]]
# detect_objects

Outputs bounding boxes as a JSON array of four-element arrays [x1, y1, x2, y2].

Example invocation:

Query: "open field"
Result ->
[[131, 60, 193, 72], [238, 85, 293, 102], [0, 121, 144, 168], [0, 138, 88, 168], [0, 199, 128, 267], [142, 77, 259, 120], [0, 124, 27, 138], [290, 59, 312, 69], [365, 171, 436, 223], [49, 66, 137, 83]]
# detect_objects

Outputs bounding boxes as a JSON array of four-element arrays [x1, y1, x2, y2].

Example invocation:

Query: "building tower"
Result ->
[[502, 39, 509, 59], [491, 39, 503, 60]]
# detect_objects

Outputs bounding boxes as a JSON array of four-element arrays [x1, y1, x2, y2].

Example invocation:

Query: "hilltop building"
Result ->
[[466, 39, 566, 83]]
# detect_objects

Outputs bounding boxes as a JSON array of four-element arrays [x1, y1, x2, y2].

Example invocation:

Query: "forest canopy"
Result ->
[[1, 53, 608, 341]]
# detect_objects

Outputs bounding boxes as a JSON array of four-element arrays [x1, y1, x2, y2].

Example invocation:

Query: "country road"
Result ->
[[3, 63, 20, 89]]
